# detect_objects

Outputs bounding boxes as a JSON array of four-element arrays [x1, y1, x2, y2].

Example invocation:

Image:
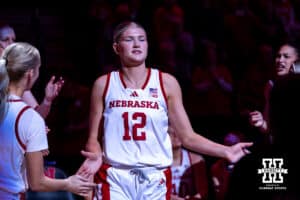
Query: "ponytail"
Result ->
[[0, 42, 40, 122]]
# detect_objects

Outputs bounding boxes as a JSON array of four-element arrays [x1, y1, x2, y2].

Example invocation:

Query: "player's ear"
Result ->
[[25, 68, 34, 79], [113, 42, 119, 55], [24, 68, 34, 88]]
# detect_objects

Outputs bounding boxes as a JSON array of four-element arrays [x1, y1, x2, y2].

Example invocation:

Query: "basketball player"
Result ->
[[0, 42, 95, 199], [169, 126, 208, 200], [77, 21, 253, 200]]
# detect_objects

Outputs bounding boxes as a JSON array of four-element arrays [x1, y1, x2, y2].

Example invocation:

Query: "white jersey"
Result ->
[[102, 68, 172, 168], [171, 149, 194, 196], [0, 95, 48, 199]]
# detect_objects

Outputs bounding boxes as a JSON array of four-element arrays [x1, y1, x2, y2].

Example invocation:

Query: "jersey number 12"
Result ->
[[122, 112, 146, 140]]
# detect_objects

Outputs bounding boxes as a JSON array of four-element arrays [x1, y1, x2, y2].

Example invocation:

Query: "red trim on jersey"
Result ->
[[180, 150, 183, 165], [101, 164, 110, 200], [164, 167, 172, 200], [141, 68, 151, 89], [94, 163, 111, 200], [15, 106, 31, 151], [186, 151, 194, 176], [119, 70, 126, 88], [7, 99, 23, 102], [119, 68, 151, 89], [159, 70, 168, 107], [103, 73, 111, 104], [8, 96, 23, 102], [187, 151, 192, 165]]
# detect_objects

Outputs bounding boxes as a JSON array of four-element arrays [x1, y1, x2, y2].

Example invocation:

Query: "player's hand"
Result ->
[[44, 76, 64, 103], [66, 174, 96, 197], [249, 111, 265, 127], [226, 142, 253, 164], [77, 151, 102, 179]]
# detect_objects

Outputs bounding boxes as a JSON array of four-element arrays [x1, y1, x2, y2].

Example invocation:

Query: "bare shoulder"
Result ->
[[161, 72, 181, 94], [161, 72, 178, 84], [93, 74, 109, 90], [90, 74, 110, 101]]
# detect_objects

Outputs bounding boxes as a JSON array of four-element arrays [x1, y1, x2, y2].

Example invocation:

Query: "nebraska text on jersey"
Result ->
[[109, 100, 159, 109]]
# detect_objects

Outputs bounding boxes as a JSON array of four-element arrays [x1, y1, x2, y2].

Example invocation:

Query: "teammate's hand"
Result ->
[[77, 151, 102, 179], [44, 76, 64, 103]]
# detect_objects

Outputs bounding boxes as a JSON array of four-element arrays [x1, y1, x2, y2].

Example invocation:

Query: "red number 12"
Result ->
[[122, 112, 146, 140]]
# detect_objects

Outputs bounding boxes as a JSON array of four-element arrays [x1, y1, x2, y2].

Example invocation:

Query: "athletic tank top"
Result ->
[[102, 68, 172, 168], [171, 149, 195, 197], [0, 95, 47, 196]]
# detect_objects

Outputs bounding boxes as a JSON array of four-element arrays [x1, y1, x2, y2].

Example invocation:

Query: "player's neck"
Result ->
[[8, 85, 24, 98], [121, 67, 148, 88]]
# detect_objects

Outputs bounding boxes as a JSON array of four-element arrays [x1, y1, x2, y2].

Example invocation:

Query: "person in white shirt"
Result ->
[[77, 21, 253, 200], [0, 42, 95, 200]]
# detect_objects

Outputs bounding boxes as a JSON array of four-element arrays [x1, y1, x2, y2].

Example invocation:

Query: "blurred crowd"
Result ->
[[1, 0, 299, 199]]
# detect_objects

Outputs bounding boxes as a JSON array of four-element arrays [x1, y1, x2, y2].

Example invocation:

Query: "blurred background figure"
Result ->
[[0, 22, 64, 119], [169, 125, 209, 200], [210, 131, 245, 200], [0, 23, 15, 56], [248, 41, 299, 137]]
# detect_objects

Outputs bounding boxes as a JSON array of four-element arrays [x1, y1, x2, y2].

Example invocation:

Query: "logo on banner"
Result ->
[[257, 158, 287, 190]]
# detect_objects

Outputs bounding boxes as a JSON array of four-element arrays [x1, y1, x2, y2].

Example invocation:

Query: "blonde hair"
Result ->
[[0, 42, 40, 121], [113, 21, 145, 43]]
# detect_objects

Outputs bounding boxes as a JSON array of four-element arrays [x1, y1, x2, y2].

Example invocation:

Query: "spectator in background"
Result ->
[[187, 39, 233, 118], [153, 0, 184, 43], [210, 131, 245, 200], [0, 23, 15, 56], [268, 73, 300, 200], [169, 125, 209, 200], [0, 23, 64, 119], [249, 41, 299, 136], [227, 71, 300, 200], [273, 0, 300, 39], [236, 43, 274, 120]]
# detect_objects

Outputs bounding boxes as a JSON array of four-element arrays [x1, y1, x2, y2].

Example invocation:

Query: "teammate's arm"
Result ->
[[77, 75, 108, 177], [22, 76, 64, 119], [26, 151, 95, 196]]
